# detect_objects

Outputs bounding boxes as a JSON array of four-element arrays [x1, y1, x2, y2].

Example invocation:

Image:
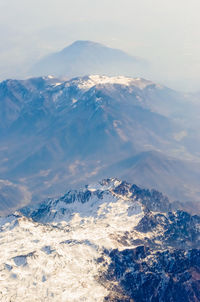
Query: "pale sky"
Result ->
[[0, 0, 200, 91]]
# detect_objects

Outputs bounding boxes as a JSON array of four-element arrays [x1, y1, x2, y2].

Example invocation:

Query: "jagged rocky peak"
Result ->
[[17, 178, 175, 231], [88, 177, 122, 190]]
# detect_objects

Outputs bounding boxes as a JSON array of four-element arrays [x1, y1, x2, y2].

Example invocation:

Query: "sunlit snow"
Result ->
[[0, 180, 147, 302], [76, 75, 156, 90]]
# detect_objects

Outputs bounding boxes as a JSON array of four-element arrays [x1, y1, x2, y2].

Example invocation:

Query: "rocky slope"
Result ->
[[0, 179, 199, 301]]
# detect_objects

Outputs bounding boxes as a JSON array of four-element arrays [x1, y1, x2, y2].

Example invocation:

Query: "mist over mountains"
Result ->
[[30, 40, 147, 79], [1, 0, 200, 299]]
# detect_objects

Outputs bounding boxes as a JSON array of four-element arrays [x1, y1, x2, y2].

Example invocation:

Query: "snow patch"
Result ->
[[76, 75, 154, 90]]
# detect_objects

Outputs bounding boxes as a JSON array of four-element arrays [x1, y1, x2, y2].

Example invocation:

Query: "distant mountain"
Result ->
[[0, 179, 200, 301], [30, 40, 147, 78], [0, 74, 199, 213]]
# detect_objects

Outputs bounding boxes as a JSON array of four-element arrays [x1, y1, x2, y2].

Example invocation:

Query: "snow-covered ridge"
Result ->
[[19, 178, 139, 224], [25, 74, 162, 91], [68, 74, 160, 90], [17, 177, 171, 225], [33, 74, 161, 94]]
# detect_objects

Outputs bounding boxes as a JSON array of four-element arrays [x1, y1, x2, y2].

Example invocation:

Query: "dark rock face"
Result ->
[[113, 181, 171, 212], [130, 185, 171, 213], [135, 210, 200, 249], [102, 247, 200, 302]]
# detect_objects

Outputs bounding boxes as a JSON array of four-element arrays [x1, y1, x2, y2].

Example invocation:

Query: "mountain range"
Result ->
[[0, 74, 200, 214], [0, 179, 199, 301], [1, 44, 200, 300]]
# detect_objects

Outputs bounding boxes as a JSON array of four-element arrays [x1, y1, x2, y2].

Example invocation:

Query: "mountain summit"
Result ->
[[30, 40, 146, 78]]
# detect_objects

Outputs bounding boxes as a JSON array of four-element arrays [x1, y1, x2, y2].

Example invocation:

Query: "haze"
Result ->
[[0, 0, 200, 91]]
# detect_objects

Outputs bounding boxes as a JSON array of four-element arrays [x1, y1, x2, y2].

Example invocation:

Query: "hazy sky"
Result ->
[[0, 0, 200, 91]]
